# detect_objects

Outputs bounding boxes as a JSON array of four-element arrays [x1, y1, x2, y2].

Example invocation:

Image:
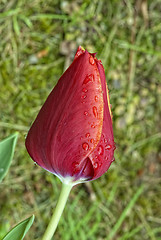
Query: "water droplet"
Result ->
[[72, 161, 80, 174], [113, 144, 116, 150], [98, 145, 103, 155], [82, 88, 88, 93], [99, 162, 102, 167], [83, 74, 94, 84], [112, 157, 115, 162], [85, 133, 90, 138], [84, 111, 88, 116], [90, 139, 94, 143], [93, 162, 99, 169], [104, 138, 107, 143], [89, 56, 95, 65], [74, 47, 84, 59], [105, 156, 108, 161], [93, 106, 98, 118], [105, 144, 112, 150], [95, 96, 98, 102], [72, 161, 79, 168], [82, 142, 89, 151], [76, 52, 81, 57], [98, 59, 103, 65], [81, 95, 87, 99], [91, 124, 95, 128]]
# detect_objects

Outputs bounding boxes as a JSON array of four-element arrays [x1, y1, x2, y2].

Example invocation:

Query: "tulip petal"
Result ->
[[88, 59, 115, 180], [74, 46, 85, 60], [26, 48, 104, 182]]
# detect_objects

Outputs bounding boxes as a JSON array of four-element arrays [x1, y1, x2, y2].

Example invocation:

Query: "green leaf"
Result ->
[[2, 215, 34, 240], [0, 133, 18, 182]]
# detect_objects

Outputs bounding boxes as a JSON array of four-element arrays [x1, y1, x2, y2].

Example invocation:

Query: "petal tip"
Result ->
[[74, 46, 85, 60]]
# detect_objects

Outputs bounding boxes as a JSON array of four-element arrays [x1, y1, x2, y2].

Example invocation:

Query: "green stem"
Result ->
[[42, 183, 73, 240]]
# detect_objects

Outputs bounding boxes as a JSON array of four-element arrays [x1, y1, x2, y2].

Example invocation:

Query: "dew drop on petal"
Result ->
[[72, 161, 79, 168], [98, 59, 103, 65], [98, 145, 103, 155], [84, 111, 88, 116], [76, 52, 81, 57], [81, 95, 87, 99], [82, 88, 88, 93], [91, 124, 95, 128], [105, 144, 112, 150], [83, 74, 94, 84], [90, 138, 94, 143], [95, 96, 98, 102], [93, 106, 98, 118], [85, 133, 90, 138], [99, 162, 102, 167], [72, 161, 80, 174], [89, 56, 95, 65], [104, 138, 107, 143], [93, 162, 99, 169], [82, 142, 89, 151]]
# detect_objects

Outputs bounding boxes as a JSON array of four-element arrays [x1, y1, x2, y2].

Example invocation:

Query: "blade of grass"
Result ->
[[107, 180, 119, 206], [152, 227, 161, 236], [0, 122, 28, 132], [127, 132, 161, 153], [86, 211, 101, 239], [30, 14, 70, 21], [0, 9, 20, 18], [19, 14, 33, 28], [101, 24, 118, 66], [114, 39, 161, 56], [13, 15, 20, 36], [119, 225, 143, 240], [106, 185, 144, 240], [138, 210, 156, 240]]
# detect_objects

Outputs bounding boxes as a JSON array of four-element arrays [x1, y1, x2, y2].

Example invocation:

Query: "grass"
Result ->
[[0, 0, 161, 239]]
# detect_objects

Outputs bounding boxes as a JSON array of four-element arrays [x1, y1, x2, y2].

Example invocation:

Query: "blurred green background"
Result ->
[[0, 0, 161, 239]]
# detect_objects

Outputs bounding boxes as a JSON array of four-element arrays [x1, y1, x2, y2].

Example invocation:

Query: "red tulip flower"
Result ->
[[25, 46, 115, 185]]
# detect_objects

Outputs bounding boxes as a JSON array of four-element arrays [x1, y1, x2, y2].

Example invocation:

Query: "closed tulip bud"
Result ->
[[25, 46, 115, 185]]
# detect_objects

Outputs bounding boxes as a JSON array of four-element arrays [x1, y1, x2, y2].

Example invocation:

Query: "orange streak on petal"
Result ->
[[105, 82, 113, 120], [92, 67, 103, 149]]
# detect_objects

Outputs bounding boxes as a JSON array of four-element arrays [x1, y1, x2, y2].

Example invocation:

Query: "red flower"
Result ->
[[25, 46, 115, 185]]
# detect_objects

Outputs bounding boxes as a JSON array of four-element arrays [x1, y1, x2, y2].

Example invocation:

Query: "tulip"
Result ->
[[26, 46, 115, 240], [25, 46, 115, 185]]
